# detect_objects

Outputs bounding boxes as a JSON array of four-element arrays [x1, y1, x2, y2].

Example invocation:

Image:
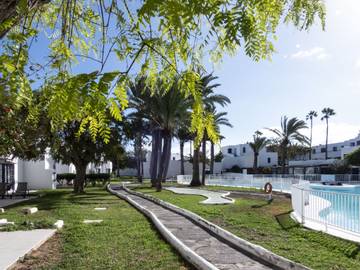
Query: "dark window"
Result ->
[[172, 157, 175, 160], [351, 142, 355, 147], [242, 147, 246, 153], [357, 141, 360, 146], [333, 146, 337, 151], [321, 148, 326, 153], [267, 157, 271, 163], [341, 145, 344, 148], [312, 149, 316, 154], [227, 148, 232, 154]]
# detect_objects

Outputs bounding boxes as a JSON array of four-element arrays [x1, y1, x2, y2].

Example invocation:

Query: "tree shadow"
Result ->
[[251, 199, 273, 209], [274, 211, 300, 230]]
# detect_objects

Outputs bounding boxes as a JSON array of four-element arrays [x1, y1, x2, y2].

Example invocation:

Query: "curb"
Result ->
[[107, 185, 219, 270], [120, 184, 310, 270]]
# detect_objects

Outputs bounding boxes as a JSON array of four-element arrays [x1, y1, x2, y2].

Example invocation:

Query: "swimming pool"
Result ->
[[310, 184, 360, 233]]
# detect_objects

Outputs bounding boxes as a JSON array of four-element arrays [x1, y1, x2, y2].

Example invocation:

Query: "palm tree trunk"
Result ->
[[210, 141, 214, 174], [180, 140, 185, 175], [282, 147, 287, 174], [161, 134, 172, 182], [150, 129, 161, 187], [156, 131, 163, 191], [309, 119, 313, 160], [201, 136, 206, 185], [325, 118, 329, 160], [253, 152, 258, 173], [190, 145, 201, 186]]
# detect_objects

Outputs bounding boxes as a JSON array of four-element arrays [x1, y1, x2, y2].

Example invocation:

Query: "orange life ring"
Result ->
[[264, 182, 272, 194]]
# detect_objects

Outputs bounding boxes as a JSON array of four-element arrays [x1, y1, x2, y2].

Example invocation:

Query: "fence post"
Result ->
[[301, 188, 305, 224]]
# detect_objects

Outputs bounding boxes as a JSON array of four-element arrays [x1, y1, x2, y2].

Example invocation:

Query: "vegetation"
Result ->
[[137, 187, 360, 270], [1, 0, 326, 158], [306, 110, 318, 160], [268, 116, 309, 173], [346, 148, 360, 166], [248, 131, 270, 172], [321, 108, 336, 160], [1, 187, 189, 269]]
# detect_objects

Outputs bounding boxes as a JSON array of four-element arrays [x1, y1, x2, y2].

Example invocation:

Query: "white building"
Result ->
[[221, 143, 278, 170], [1, 153, 112, 190]]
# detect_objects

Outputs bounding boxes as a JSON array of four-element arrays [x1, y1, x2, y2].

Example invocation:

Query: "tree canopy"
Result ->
[[0, 0, 326, 147]]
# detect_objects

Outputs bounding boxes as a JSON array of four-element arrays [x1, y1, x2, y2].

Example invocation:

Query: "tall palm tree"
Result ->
[[306, 110, 318, 160], [321, 108, 336, 160], [190, 73, 231, 186], [249, 131, 270, 172], [210, 110, 232, 174], [177, 125, 192, 175], [268, 116, 309, 174]]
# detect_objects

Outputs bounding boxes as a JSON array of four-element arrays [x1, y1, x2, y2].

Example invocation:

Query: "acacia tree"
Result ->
[[321, 108, 336, 160], [0, 0, 326, 154]]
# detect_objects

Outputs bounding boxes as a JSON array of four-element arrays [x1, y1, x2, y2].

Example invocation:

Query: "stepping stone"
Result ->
[[94, 207, 107, 211], [83, 219, 103, 224], [54, 220, 64, 229], [0, 219, 14, 226], [22, 207, 38, 215], [0, 208, 4, 213]]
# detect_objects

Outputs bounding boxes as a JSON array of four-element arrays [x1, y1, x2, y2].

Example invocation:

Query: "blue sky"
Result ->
[[207, 0, 360, 153]]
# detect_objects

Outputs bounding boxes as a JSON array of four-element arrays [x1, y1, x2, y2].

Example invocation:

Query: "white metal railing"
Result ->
[[292, 183, 360, 236], [176, 174, 301, 193]]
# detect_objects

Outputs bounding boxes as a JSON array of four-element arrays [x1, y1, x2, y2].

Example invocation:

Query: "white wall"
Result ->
[[22, 160, 55, 189]]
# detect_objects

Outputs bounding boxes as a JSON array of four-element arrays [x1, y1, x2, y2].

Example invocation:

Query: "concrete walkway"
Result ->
[[111, 186, 272, 270], [0, 229, 56, 270], [165, 187, 234, 204], [0, 198, 32, 208]]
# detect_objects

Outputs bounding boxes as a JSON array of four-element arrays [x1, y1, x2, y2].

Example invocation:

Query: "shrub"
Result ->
[[56, 173, 76, 185], [228, 165, 242, 173], [86, 173, 111, 186]]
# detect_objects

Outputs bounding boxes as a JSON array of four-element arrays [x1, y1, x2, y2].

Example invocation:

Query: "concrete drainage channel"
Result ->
[[108, 184, 310, 270]]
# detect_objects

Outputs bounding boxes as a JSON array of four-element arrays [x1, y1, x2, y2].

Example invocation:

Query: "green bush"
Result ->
[[56, 173, 76, 185], [86, 173, 111, 186], [228, 165, 242, 173]]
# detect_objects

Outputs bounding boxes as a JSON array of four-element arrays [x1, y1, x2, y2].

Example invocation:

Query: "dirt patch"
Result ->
[[9, 233, 62, 270]]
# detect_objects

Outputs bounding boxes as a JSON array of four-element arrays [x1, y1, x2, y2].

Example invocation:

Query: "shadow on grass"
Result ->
[[275, 211, 300, 230], [250, 199, 272, 209]]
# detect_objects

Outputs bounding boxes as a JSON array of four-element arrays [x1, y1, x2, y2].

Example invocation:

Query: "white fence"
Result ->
[[177, 174, 301, 193], [292, 182, 360, 241]]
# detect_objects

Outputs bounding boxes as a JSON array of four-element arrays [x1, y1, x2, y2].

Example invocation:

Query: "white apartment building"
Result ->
[[221, 143, 278, 170]]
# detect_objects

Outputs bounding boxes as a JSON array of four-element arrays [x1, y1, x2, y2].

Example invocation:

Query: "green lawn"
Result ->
[[136, 185, 360, 270], [1, 187, 189, 270]]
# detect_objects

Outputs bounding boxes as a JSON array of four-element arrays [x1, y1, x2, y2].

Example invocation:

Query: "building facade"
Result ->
[[221, 143, 278, 170]]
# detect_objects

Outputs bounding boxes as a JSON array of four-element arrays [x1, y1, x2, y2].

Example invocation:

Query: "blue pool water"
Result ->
[[310, 184, 360, 233]]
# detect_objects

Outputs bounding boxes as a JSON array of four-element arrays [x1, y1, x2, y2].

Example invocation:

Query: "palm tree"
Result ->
[[321, 108, 336, 160], [249, 131, 270, 172], [190, 73, 231, 186], [268, 116, 309, 174], [210, 110, 232, 174], [306, 111, 318, 160], [177, 125, 192, 175]]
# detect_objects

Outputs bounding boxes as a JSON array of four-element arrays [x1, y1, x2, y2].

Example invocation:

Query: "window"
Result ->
[[321, 148, 326, 153], [172, 157, 175, 160], [333, 146, 337, 151], [351, 142, 355, 147], [267, 157, 271, 164], [312, 149, 316, 154], [357, 141, 360, 146], [227, 148, 232, 154], [242, 147, 246, 153]]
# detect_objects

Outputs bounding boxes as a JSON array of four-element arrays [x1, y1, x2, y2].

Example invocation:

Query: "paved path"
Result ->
[[0, 229, 56, 270], [0, 198, 32, 208], [111, 186, 272, 270], [165, 187, 234, 204]]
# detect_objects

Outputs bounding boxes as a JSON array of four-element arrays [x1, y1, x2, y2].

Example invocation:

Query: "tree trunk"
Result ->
[[74, 163, 87, 194], [135, 132, 143, 183], [325, 118, 329, 160], [201, 136, 206, 185], [161, 134, 172, 182], [253, 152, 258, 173], [150, 129, 160, 187], [210, 141, 214, 174], [190, 145, 201, 186], [180, 140, 185, 175], [309, 119, 313, 160], [281, 147, 287, 175]]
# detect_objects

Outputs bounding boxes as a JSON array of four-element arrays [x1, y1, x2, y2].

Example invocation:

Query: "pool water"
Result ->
[[310, 184, 360, 233]]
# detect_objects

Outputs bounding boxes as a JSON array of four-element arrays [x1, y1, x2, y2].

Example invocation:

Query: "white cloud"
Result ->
[[290, 47, 331, 61], [295, 44, 301, 49]]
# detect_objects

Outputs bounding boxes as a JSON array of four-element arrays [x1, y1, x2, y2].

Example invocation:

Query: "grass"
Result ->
[[1, 187, 189, 270], [135, 184, 360, 270]]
